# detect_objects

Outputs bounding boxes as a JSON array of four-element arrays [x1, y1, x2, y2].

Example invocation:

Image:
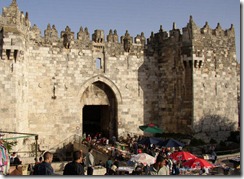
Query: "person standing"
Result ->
[[171, 162, 180, 175], [157, 156, 170, 175], [149, 154, 163, 175], [85, 148, 95, 175], [33, 151, 54, 175], [105, 157, 113, 174], [63, 150, 84, 175]]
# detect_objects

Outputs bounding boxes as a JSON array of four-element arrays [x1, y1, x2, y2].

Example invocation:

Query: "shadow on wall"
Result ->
[[52, 142, 74, 162], [193, 114, 237, 142], [138, 49, 160, 129]]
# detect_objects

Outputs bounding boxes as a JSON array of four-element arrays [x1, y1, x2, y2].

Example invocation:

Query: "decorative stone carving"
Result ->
[[51, 25, 59, 40], [44, 24, 59, 43], [213, 23, 224, 36], [122, 30, 133, 52], [107, 29, 113, 42], [113, 30, 119, 43], [77, 26, 83, 40], [77, 26, 90, 42], [25, 12, 30, 27], [106, 29, 119, 43], [201, 22, 211, 34], [134, 32, 145, 45], [30, 24, 41, 42], [92, 30, 104, 43], [2, 0, 30, 28], [61, 26, 74, 49], [84, 27, 90, 40], [44, 24, 51, 43]]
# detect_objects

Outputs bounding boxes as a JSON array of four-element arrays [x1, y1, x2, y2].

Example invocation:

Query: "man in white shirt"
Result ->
[[85, 148, 95, 175]]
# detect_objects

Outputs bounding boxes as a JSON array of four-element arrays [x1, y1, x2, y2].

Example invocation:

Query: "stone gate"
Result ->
[[0, 1, 240, 153]]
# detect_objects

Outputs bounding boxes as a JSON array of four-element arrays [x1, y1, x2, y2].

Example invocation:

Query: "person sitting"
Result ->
[[13, 154, 22, 166], [132, 166, 143, 175], [97, 160, 103, 167], [113, 158, 119, 168], [199, 168, 207, 175], [107, 165, 117, 175]]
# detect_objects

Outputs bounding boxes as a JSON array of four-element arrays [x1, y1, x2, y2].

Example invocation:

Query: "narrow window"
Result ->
[[14, 50, 18, 63], [199, 60, 202, 68], [96, 58, 102, 69], [194, 60, 197, 68], [6, 49, 11, 60], [183, 61, 187, 68]]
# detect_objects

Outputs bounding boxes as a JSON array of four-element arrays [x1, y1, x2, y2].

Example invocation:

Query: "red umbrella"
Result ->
[[182, 157, 214, 169], [170, 151, 197, 161]]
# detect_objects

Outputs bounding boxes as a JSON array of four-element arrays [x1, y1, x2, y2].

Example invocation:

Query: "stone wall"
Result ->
[[191, 20, 239, 142], [0, 1, 240, 153], [24, 43, 151, 150]]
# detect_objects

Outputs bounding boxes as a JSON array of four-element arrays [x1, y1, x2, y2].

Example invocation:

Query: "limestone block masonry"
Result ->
[[0, 1, 240, 153]]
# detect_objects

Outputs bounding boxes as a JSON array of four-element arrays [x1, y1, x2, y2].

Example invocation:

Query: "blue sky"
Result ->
[[0, 0, 241, 62]]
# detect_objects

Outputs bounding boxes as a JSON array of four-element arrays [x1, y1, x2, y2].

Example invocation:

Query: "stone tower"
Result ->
[[147, 16, 239, 142], [0, 0, 30, 134], [0, 1, 239, 154]]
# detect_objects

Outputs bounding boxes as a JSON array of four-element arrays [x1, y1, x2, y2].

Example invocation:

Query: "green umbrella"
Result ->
[[139, 123, 163, 134]]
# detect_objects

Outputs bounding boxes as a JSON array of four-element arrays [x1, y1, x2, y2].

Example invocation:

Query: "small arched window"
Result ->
[[96, 58, 102, 69]]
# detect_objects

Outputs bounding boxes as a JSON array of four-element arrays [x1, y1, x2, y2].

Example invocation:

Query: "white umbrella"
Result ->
[[130, 153, 156, 166]]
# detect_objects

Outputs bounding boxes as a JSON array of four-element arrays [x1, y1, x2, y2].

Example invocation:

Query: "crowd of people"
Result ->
[[4, 132, 239, 176], [27, 148, 211, 176], [29, 148, 97, 175], [23, 133, 212, 175]]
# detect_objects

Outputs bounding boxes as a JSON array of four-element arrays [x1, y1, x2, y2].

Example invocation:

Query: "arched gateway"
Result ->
[[78, 75, 122, 139]]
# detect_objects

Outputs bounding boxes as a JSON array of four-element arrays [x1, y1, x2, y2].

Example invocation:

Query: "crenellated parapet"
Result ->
[[107, 29, 119, 43], [199, 21, 235, 38], [28, 23, 146, 55], [0, 0, 29, 63], [0, 0, 30, 33], [169, 22, 181, 42], [120, 30, 133, 52], [77, 26, 90, 42], [30, 24, 41, 43], [0, 1, 236, 61], [61, 26, 74, 49], [134, 32, 146, 45], [44, 24, 59, 44], [147, 16, 236, 48]]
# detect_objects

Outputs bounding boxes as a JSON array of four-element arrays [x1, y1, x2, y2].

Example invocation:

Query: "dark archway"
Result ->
[[83, 105, 109, 137], [81, 81, 118, 139]]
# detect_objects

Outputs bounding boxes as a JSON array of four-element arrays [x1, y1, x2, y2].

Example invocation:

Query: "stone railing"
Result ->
[[49, 134, 83, 152]]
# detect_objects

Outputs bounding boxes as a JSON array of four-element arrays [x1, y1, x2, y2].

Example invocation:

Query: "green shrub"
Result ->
[[3, 140, 17, 153]]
